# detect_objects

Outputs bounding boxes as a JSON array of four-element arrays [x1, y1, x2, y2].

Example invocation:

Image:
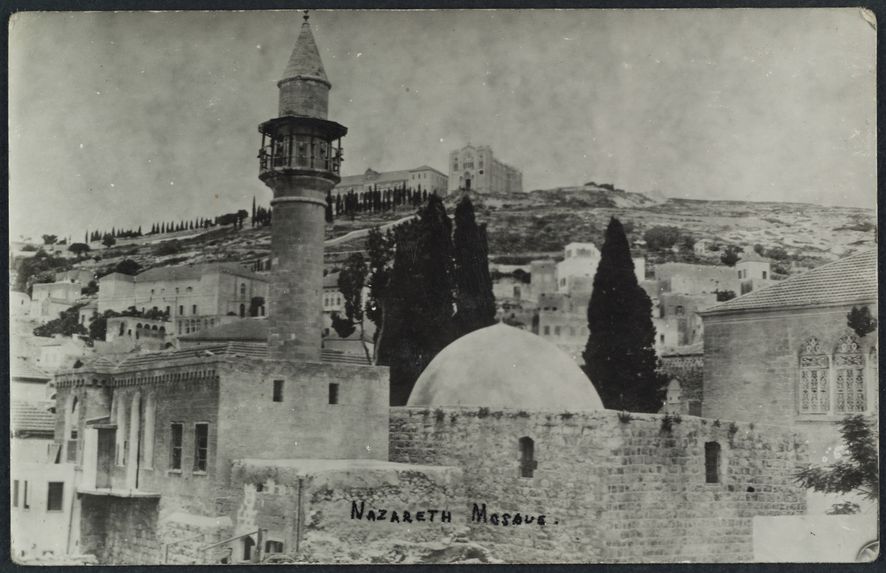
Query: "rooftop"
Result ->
[[102, 262, 267, 284], [701, 249, 877, 315], [11, 400, 56, 436]]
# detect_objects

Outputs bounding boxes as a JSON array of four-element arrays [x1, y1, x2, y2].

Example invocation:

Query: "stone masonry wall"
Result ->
[[702, 305, 878, 461], [229, 459, 464, 563], [389, 407, 808, 563], [79, 496, 161, 564]]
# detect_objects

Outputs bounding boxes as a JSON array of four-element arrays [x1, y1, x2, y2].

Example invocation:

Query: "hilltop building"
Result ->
[[41, 17, 812, 566], [447, 144, 522, 194], [336, 166, 448, 197]]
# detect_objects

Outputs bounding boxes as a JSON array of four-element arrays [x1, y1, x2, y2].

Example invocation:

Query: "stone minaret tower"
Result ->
[[259, 13, 347, 360]]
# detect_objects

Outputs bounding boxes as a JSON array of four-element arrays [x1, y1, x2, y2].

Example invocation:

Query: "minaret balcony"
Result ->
[[258, 116, 347, 180]]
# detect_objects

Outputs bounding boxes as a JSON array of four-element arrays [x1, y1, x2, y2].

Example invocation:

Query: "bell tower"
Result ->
[[259, 12, 347, 361]]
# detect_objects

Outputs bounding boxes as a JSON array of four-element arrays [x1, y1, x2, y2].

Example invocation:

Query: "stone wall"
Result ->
[[229, 459, 464, 563], [702, 305, 878, 461], [218, 360, 389, 485], [389, 407, 808, 563], [79, 496, 161, 564]]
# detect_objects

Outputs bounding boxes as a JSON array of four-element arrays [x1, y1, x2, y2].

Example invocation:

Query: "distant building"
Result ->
[[336, 165, 448, 197], [652, 292, 718, 351], [536, 292, 589, 365], [528, 259, 557, 302], [98, 263, 269, 337], [447, 144, 522, 194], [556, 242, 600, 295], [30, 281, 85, 322]]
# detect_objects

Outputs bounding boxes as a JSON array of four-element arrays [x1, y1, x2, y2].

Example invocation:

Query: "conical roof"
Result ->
[[280, 20, 329, 85]]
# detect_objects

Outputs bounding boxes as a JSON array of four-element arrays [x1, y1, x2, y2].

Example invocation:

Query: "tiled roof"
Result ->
[[11, 359, 51, 382], [134, 262, 266, 284], [702, 249, 877, 315], [11, 400, 56, 435], [322, 272, 340, 289]]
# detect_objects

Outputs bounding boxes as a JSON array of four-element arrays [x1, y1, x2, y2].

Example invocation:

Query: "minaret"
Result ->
[[259, 12, 347, 361]]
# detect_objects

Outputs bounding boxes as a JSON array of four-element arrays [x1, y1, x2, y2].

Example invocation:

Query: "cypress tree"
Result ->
[[583, 217, 663, 412], [452, 196, 496, 337], [380, 195, 457, 405]]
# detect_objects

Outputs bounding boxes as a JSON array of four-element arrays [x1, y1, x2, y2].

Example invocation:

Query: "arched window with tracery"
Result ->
[[834, 334, 865, 413], [799, 337, 829, 414]]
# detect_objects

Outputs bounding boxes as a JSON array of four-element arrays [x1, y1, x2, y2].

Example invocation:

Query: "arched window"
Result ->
[[242, 536, 255, 562], [834, 335, 865, 413], [799, 337, 829, 414], [240, 283, 247, 296], [518, 436, 537, 478]]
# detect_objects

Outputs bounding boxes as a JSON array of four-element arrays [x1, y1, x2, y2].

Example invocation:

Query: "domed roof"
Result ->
[[407, 323, 604, 411]]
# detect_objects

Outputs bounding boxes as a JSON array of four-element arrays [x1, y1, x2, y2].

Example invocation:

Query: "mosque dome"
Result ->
[[407, 323, 604, 411]]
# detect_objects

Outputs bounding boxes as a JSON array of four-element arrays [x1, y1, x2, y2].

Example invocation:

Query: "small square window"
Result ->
[[328, 383, 339, 405], [47, 482, 64, 511], [273, 380, 284, 402]]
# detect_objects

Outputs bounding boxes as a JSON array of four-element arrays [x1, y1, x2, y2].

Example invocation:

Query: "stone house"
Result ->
[[699, 249, 877, 512]]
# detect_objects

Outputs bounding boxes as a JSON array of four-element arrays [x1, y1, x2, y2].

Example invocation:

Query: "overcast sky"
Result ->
[[9, 9, 876, 241]]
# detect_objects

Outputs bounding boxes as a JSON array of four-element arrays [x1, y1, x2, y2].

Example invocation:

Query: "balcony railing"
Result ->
[[258, 140, 342, 175]]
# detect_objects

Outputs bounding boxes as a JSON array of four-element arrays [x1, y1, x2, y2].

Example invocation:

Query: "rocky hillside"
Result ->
[[15, 183, 875, 283]]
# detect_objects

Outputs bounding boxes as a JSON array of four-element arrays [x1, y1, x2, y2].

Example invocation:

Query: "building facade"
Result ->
[[447, 145, 522, 194], [699, 249, 877, 512], [336, 165, 447, 197]]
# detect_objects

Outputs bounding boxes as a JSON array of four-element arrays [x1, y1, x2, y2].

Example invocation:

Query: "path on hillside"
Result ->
[[323, 214, 416, 247]]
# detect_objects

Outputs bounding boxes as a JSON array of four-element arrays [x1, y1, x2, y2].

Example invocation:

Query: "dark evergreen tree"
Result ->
[[583, 217, 664, 412], [380, 195, 457, 405], [452, 196, 496, 337]]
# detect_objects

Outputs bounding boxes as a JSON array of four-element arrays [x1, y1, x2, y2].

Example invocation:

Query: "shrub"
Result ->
[[617, 411, 633, 423], [477, 407, 490, 418]]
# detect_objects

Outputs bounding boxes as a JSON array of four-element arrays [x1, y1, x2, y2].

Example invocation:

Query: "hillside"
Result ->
[[14, 183, 876, 284]]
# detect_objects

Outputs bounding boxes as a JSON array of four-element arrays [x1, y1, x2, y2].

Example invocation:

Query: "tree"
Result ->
[[847, 306, 878, 338], [643, 226, 681, 251], [583, 217, 664, 412], [720, 245, 742, 266], [102, 234, 117, 248], [42, 234, 58, 245], [88, 309, 121, 344], [114, 259, 142, 276], [236, 210, 249, 229], [452, 196, 496, 337], [81, 280, 99, 296], [795, 414, 878, 512], [68, 242, 91, 259], [333, 253, 371, 361], [380, 196, 457, 405], [365, 226, 395, 364], [33, 304, 88, 338]]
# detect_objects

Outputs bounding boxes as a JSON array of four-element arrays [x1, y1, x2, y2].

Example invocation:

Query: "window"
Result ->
[[170, 423, 183, 471], [762, 271, 768, 279], [834, 335, 865, 413], [240, 283, 247, 296], [194, 423, 208, 472], [273, 380, 284, 402], [143, 396, 156, 469], [675, 305, 685, 316], [239, 304, 246, 318], [519, 437, 537, 478], [47, 482, 64, 511], [192, 304, 197, 315], [179, 305, 184, 315], [328, 383, 339, 405], [13, 480, 19, 508], [704, 442, 721, 483], [543, 326, 550, 336], [165, 306, 170, 315], [119, 322, 125, 336], [22, 481, 29, 509], [799, 338, 829, 414], [265, 540, 284, 554], [554, 326, 561, 336]]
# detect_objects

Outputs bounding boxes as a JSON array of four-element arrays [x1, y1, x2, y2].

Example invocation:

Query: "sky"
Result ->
[[8, 9, 877, 241]]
